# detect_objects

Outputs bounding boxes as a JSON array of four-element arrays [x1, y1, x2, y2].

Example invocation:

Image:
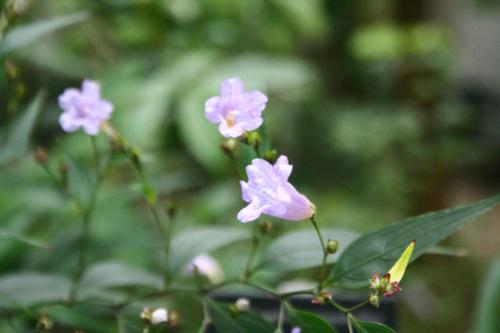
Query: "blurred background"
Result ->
[[0, 0, 499, 332]]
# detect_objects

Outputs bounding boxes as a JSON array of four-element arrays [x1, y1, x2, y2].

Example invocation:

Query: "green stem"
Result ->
[[243, 225, 260, 279], [0, 0, 16, 41], [198, 297, 211, 333], [310, 216, 328, 291], [274, 301, 285, 333], [69, 137, 103, 300], [345, 299, 370, 313], [347, 313, 354, 333], [328, 299, 348, 313]]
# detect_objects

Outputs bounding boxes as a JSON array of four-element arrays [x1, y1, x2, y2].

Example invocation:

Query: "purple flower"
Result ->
[[205, 77, 267, 138], [291, 327, 301, 333], [238, 156, 315, 223], [58, 79, 113, 135]]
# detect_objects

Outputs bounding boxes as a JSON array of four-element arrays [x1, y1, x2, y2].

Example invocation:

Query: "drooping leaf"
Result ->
[[286, 304, 338, 333], [257, 229, 358, 272], [0, 273, 71, 308], [208, 300, 274, 333], [0, 227, 47, 248], [330, 194, 500, 288], [352, 319, 396, 333], [167, 227, 249, 277], [0, 12, 89, 55], [473, 258, 500, 333], [0, 92, 44, 165], [66, 157, 93, 209], [77, 261, 163, 301]]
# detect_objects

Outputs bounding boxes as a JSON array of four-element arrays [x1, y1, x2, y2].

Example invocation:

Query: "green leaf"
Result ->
[[352, 319, 396, 333], [0, 227, 47, 248], [0, 92, 44, 165], [208, 300, 274, 333], [257, 229, 358, 272], [66, 157, 93, 209], [330, 194, 500, 288], [286, 304, 338, 333], [473, 258, 500, 333], [168, 227, 249, 277], [0, 273, 71, 308], [77, 261, 162, 300], [0, 11, 89, 55]]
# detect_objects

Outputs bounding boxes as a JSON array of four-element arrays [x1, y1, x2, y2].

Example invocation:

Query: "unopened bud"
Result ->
[[235, 298, 250, 312], [220, 138, 238, 157], [168, 310, 179, 327], [311, 291, 332, 305], [326, 239, 339, 254], [165, 200, 177, 218], [5, 60, 17, 79], [262, 149, 278, 163], [109, 136, 125, 153], [140, 307, 153, 322], [36, 315, 53, 331], [258, 221, 272, 234], [242, 131, 261, 150], [369, 293, 381, 308], [151, 308, 168, 325], [33, 147, 47, 165]]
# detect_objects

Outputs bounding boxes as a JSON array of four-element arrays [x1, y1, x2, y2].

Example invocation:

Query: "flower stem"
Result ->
[[347, 313, 354, 333], [274, 301, 285, 333], [198, 297, 211, 333], [243, 224, 260, 279], [310, 216, 328, 291], [345, 299, 370, 312], [69, 136, 103, 300]]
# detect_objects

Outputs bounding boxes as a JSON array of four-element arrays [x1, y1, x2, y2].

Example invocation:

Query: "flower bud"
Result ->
[[5, 60, 17, 79], [165, 200, 177, 218], [220, 138, 238, 158], [242, 131, 261, 150], [33, 147, 47, 165], [151, 308, 168, 325], [258, 221, 272, 234], [235, 298, 250, 312], [140, 307, 153, 322], [263, 149, 278, 163], [36, 315, 53, 331], [326, 239, 339, 254], [168, 310, 179, 327], [369, 293, 381, 308], [311, 291, 332, 305]]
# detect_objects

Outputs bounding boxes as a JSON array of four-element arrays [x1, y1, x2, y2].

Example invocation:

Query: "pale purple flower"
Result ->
[[291, 327, 301, 333], [238, 156, 315, 223], [151, 308, 168, 325], [204, 77, 267, 138], [58, 79, 113, 135]]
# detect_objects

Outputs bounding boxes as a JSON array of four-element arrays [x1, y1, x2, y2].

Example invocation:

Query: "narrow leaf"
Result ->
[[208, 300, 274, 333], [0, 12, 89, 55], [473, 258, 500, 333], [0, 273, 71, 308], [0, 227, 47, 248], [286, 304, 338, 333], [330, 194, 500, 288], [257, 229, 358, 272], [0, 92, 44, 165], [352, 319, 396, 333]]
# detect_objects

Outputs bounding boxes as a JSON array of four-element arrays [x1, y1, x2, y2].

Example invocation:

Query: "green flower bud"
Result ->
[[36, 315, 54, 331], [369, 293, 381, 308], [263, 149, 278, 163], [220, 138, 238, 157], [326, 239, 339, 254], [242, 131, 261, 150], [258, 221, 272, 234]]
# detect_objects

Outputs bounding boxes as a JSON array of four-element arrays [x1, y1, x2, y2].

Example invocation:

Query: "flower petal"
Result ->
[[237, 202, 265, 223], [204, 96, 222, 123], [220, 77, 244, 97]]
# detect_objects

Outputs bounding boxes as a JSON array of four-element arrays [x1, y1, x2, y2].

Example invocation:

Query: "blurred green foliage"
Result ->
[[0, 0, 499, 332]]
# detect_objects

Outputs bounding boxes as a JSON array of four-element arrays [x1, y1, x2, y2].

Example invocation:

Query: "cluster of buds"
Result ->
[[311, 291, 332, 305], [368, 240, 415, 307], [141, 307, 178, 328]]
